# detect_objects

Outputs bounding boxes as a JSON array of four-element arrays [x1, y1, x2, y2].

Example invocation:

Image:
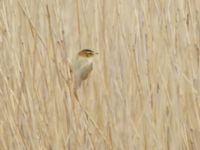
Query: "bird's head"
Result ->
[[78, 49, 99, 58]]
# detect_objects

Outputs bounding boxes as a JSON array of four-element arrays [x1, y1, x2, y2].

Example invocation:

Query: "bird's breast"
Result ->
[[73, 58, 93, 81], [79, 61, 93, 81]]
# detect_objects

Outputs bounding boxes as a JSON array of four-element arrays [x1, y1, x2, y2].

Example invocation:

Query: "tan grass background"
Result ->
[[0, 0, 200, 149]]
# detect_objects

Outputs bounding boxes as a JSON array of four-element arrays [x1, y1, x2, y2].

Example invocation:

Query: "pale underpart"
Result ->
[[72, 56, 93, 90]]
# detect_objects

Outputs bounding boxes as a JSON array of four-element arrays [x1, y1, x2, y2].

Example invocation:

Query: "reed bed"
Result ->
[[0, 0, 200, 149]]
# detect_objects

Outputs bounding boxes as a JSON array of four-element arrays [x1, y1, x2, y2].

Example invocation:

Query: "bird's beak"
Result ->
[[94, 52, 99, 55]]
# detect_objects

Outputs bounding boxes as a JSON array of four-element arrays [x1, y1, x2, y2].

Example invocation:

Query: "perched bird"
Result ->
[[72, 49, 98, 91]]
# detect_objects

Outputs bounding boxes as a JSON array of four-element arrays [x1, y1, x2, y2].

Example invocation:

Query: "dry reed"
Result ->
[[0, 0, 200, 149]]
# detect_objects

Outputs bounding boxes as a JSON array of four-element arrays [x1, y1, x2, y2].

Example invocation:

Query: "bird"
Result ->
[[71, 49, 98, 91]]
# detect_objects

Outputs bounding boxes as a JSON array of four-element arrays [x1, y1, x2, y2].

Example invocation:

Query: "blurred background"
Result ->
[[0, 0, 200, 149]]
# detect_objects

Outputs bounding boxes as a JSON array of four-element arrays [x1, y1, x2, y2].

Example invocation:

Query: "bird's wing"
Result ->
[[80, 62, 93, 80]]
